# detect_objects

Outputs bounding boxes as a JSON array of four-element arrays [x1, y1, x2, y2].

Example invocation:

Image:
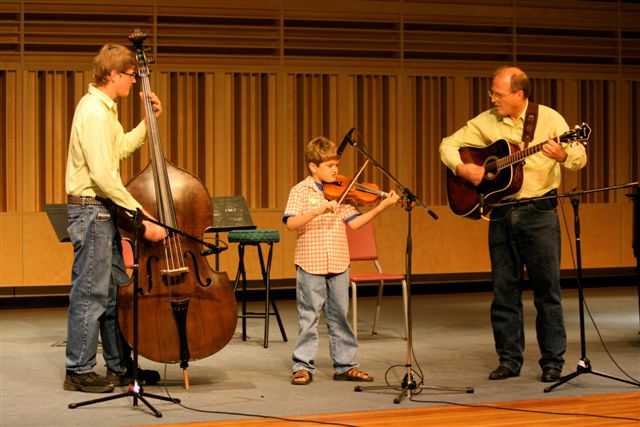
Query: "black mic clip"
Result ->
[[200, 245, 227, 257], [337, 127, 356, 156]]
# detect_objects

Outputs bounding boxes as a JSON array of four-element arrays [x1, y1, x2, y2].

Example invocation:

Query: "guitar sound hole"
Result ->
[[483, 156, 498, 181]]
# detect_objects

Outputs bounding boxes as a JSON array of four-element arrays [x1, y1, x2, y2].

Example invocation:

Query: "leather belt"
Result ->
[[502, 189, 558, 204], [67, 195, 103, 206]]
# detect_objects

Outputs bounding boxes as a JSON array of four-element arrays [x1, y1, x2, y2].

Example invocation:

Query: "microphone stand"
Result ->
[[69, 201, 224, 417], [491, 182, 640, 393], [343, 132, 474, 403]]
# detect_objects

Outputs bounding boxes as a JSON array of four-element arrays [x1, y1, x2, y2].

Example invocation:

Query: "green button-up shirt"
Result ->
[[439, 101, 587, 199], [66, 84, 148, 210]]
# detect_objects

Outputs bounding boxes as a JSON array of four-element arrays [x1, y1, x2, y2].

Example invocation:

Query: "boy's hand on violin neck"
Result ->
[[380, 190, 400, 208]]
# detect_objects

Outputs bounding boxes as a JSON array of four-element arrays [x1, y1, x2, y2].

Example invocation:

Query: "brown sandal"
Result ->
[[333, 367, 374, 382], [291, 370, 312, 385]]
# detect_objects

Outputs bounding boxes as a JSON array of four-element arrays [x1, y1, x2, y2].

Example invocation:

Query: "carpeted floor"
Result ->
[[1, 285, 638, 427]]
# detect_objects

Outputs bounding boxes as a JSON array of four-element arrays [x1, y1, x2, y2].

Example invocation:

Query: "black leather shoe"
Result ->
[[107, 365, 161, 387], [541, 367, 561, 382], [489, 366, 519, 380]]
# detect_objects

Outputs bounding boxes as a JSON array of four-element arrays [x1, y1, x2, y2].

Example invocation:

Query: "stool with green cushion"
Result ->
[[228, 229, 287, 348]]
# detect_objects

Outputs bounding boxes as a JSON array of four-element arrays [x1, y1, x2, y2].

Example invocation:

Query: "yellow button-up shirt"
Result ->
[[66, 84, 148, 210], [439, 101, 587, 199]]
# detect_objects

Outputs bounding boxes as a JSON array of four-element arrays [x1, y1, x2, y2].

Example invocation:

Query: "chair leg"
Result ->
[[257, 242, 288, 347], [372, 280, 385, 335], [237, 244, 248, 341], [351, 281, 358, 337], [257, 243, 270, 348]]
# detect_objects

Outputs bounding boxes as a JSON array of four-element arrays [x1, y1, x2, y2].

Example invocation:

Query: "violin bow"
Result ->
[[336, 159, 370, 206]]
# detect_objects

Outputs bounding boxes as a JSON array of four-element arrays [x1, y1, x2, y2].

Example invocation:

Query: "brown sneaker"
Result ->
[[63, 372, 114, 393]]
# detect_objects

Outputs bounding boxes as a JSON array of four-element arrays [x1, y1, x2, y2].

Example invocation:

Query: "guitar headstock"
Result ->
[[560, 123, 591, 146]]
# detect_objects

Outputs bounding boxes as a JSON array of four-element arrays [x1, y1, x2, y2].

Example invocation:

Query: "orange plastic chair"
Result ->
[[121, 238, 135, 269], [346, 222, 408, 338]]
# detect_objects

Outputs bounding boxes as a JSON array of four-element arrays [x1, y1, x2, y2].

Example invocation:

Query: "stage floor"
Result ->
[[1, 286, 638, 426]]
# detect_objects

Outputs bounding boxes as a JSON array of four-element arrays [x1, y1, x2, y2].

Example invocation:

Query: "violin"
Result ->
[[323, 175, 393, 206]]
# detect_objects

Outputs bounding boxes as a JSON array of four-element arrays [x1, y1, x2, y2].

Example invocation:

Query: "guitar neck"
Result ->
[[496, 143, 545, 170]]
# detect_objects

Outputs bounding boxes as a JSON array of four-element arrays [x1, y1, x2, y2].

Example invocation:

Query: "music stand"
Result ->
[[205, 196, 257, 270], [339, 131, 474, 403], [44, 204, 70, 243]]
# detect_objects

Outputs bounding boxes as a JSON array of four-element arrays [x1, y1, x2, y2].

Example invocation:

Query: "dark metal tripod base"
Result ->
[[353, 196, 473, 404], [355, 373, 474, 404], [69, 382, 180, 418], [543, 188, 640, 393], [544, 358, 640, 393]]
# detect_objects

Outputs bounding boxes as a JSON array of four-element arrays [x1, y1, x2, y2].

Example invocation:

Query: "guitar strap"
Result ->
[[522, 101, 539, 149]]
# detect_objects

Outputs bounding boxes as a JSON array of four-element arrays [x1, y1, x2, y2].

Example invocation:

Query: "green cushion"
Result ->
[[228, 229, 280, 243]]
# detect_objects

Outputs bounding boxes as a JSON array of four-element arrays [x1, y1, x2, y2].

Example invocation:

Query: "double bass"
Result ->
[[117, 29, 237, 388]]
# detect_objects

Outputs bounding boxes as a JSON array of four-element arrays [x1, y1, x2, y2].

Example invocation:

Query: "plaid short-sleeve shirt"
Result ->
[[284, 176, 359, 275]]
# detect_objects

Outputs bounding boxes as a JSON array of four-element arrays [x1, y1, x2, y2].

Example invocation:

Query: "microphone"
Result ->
[[337, 128, 355, 155]]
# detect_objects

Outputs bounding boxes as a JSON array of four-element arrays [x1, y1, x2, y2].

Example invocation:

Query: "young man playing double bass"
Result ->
[[440, 66, 587, 382], [64, 43, 165, 393]]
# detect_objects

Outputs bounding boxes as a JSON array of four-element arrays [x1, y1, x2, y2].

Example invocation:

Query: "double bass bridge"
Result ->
[[161, 266, 190, 284]]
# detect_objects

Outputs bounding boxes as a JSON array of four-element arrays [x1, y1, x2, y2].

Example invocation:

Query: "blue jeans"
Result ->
[[292, 267, 359, 375], [65, 204, 131, 375], [488, 196, 566, 373]]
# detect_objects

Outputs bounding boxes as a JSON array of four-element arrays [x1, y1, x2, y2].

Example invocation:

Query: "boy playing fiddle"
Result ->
[[284, 136, 400, 385]]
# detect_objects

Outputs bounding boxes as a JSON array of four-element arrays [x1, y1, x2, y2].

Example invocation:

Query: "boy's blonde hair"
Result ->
[[93, 44, 137, 86], [305, 136, 339, 170]]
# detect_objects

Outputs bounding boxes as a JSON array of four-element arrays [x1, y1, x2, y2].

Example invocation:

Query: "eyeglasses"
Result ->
[[487, 90, 514, 101], [121, 71, 137, 80]]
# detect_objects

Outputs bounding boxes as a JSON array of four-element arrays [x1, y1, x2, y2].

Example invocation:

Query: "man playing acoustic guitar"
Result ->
[[439, 66, 587, 382]]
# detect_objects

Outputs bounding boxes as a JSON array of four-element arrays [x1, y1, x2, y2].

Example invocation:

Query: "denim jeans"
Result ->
[[65, 204, 131, 375], [292, 267, 359, 375], [488, 196, 566, 373]]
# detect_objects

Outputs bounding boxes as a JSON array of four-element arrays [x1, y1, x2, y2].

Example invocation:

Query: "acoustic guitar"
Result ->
[[446, 123, 590, 219]]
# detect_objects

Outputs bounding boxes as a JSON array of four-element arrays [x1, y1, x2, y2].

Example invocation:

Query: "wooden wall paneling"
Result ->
[[615, 81, 631, 188], [22, 212, 71, 285], [410, 75, 427, 204], [265, 73, 280, 208], [21, 70, 38, 212], [42, 71, 71, 206], [1, 70, 19, 212], [634, 81, 640, 181], [226, 72, 278, 208], [579, 80, 603, 203], [559, 78, 582, 197], [167, 72, 202, 178], [285, 73, 342, 186], [351, 74, 396, 191], [0, 2, 20, 65], [2, 0, 640, 288], [425, 76, 448, 207], [0, 214, 23, 286], [205, 71, 232, 200]]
